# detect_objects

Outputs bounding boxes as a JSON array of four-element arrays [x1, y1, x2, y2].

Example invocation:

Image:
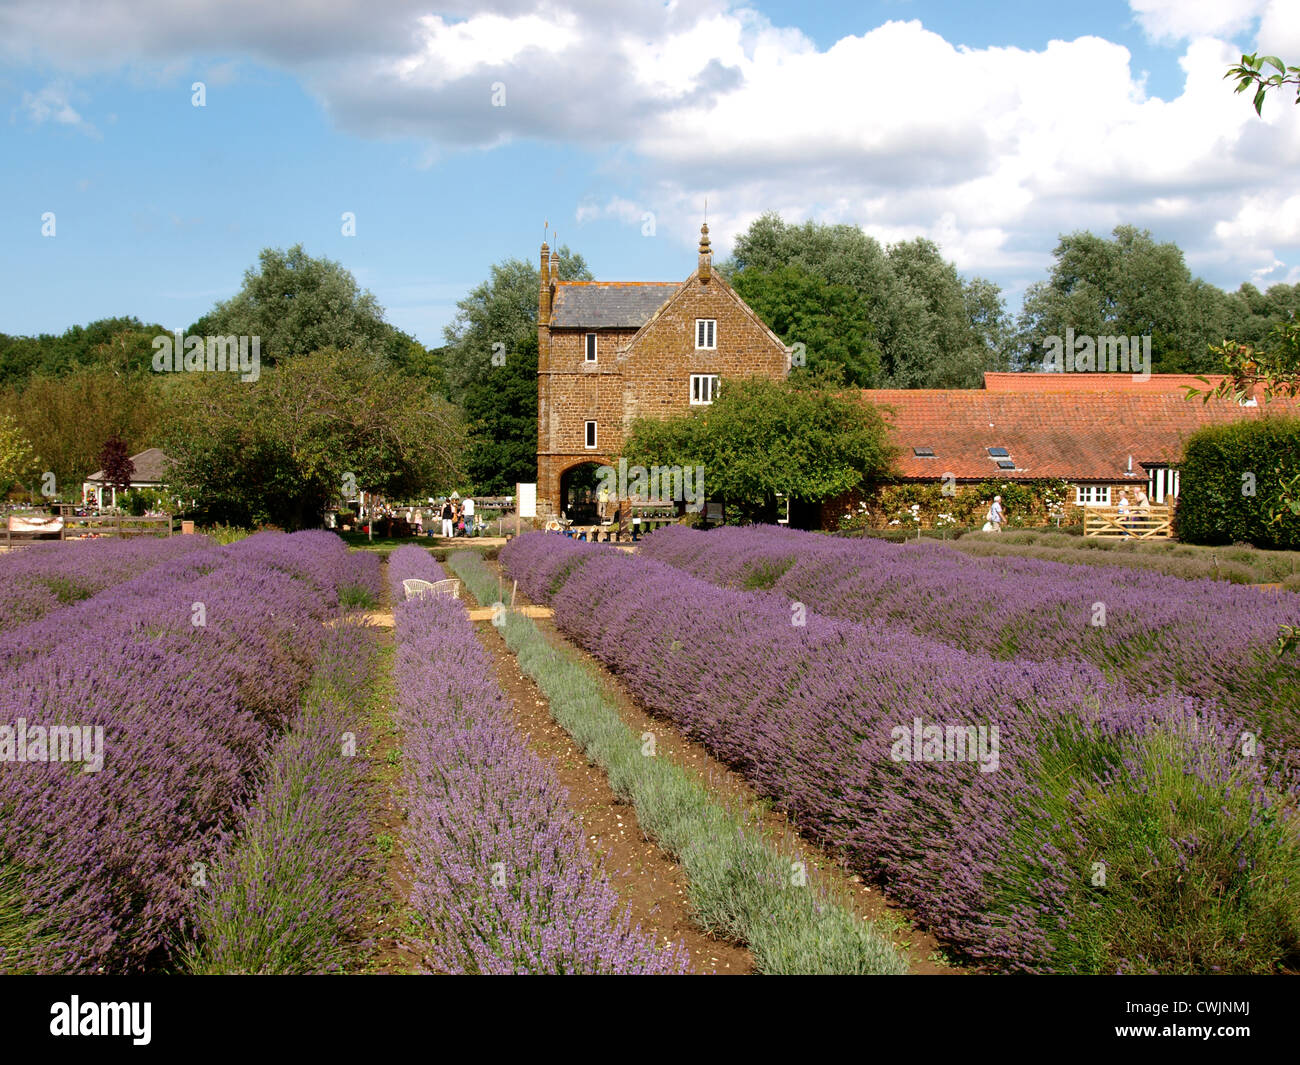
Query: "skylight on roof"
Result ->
[[912, 446, 936, 457], [987, 447, 1009, 457], [996, 459, 1016, 469]]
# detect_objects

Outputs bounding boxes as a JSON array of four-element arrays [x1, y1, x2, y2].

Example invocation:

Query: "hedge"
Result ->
[[1175, 415, 1300, 549]]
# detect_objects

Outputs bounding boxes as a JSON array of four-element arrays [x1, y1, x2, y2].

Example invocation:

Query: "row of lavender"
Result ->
[[0, 531, 379, 973], [637, 526, 1300, 759], [501, 533, 1300, 973], [387, 545, 687, 973], [0, 535, 215, 634]]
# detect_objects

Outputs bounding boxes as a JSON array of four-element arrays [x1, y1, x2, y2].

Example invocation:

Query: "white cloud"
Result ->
[[19, 82, 99, 137], [3, 1, 1300, 294]]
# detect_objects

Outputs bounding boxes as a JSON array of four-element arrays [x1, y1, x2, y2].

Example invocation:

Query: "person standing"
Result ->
[[463, 495, 475, 537], [987, 495, 1005, 533], [1117, 491, 1132, 536], [1134, 486, 1150, 534], [440, 498, 454, 539]]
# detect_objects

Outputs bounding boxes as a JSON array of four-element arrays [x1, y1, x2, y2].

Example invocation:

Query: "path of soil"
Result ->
[[474, 553, 967, 975]]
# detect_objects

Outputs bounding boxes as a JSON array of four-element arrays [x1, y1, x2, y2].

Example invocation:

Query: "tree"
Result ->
[[163, 348, 463, 529], [98, 434, 135, 494], [0, 414, 36, 495], [731, 264, 882, 386], [192, 245, 401, 365], [460, 331, 540, 493], [724, 213, 1008, 388], [620, 370, 897, 524]]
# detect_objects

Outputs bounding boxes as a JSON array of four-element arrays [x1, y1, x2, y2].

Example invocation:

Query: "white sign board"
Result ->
[[516, 483, 537, 519]]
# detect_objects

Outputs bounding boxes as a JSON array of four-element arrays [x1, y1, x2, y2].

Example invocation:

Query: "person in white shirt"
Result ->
[[987, 495, 1005, 533], [462, 496, 475, 536]]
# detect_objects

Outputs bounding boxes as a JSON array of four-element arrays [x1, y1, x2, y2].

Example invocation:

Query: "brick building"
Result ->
[[536, 223, 791, 518]]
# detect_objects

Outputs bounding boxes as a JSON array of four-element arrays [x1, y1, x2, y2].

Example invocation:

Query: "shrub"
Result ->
[[1176, 415, 1300, 549]]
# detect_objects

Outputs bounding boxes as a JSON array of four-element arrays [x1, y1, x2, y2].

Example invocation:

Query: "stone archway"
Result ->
[[558, 460, 607, 524]]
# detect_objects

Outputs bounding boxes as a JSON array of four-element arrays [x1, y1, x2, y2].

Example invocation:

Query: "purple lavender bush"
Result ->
[[0, 534, 214, 634], [501, 534, 1300, 973], [637, 525, 1300, 762], [185, 616, 379, 974], [0, 531, 361, 973], [388, 549, 688, 974]]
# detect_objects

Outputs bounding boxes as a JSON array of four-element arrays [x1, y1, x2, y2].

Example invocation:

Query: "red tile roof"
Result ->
[[863, 389, 1299, 481]]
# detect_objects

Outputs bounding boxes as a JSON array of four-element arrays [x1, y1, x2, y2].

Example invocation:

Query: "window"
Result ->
[[584, 421, 597, 449], [1145, 465, 1180, 504], [1075, 484, 1111, 506], [987, 447, 1009, 458], [690, 374, 720, 405], [585, 333, 597, 362], [912, 447, 936, 458], [995, 459, 1016, 470], [695, 319, 716, 349]]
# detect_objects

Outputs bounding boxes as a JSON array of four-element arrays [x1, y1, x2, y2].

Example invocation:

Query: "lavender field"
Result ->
[[501, 530, 1300, 974]]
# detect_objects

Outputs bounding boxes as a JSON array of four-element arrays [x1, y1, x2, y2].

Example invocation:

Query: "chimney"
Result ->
[[698, 222, 712, 282], [549, 243, 559, 305], [539, 239, 551, 325]]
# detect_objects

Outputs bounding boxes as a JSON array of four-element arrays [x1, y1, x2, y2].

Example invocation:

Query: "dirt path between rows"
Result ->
[[478, 554, 967, 976]]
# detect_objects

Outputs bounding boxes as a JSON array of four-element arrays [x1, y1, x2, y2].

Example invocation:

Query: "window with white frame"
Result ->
[[1075, 484, 1111, 506], [695, 319, 716, 349], [585, 333, 597, 362], [690, 374, 720, 405], [584, 421, 597, 449], [1145, 466, 1180, 504]]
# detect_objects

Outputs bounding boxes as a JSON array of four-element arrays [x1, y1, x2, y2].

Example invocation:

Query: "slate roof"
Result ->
[[549, 282, 680, 328], [85, 447, 171, 484], [863, 389, 1299, 481]]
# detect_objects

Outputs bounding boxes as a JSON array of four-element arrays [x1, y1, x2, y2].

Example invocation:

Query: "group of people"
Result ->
[[436, 496, 475, 538], [1116, 487, 1151, 535]]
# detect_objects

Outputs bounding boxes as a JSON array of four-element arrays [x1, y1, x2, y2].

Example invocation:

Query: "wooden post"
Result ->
[[510, 579, 518, 609]]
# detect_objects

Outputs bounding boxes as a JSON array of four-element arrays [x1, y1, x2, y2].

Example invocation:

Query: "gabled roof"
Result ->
[[549, 282, 682, 328], [864, 389, 1299, 481], [85, 447, 170, 484]]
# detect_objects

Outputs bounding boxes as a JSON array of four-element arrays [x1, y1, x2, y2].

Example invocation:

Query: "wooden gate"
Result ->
[[1083, 505, 1172, 540]]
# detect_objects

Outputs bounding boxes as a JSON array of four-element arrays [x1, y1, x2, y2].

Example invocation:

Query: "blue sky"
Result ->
[[2, 0, 1298, 347]]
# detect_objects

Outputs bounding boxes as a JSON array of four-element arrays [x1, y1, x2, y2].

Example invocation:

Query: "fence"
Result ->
[[4, 513, 174, 547], [1082, 504, 1172, 540]]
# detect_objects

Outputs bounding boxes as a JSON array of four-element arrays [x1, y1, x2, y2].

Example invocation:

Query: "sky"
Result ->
[[2, 0, 1299, 347]]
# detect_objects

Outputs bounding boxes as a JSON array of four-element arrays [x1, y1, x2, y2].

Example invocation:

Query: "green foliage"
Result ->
[[122, 487, 167, 516], [731, 264, 882, 386], [0, 316, 169, 386], [1226, 52, 1300, 115], [621, 373, 896, 524], [1175, 416, 1300, 549], [192, 244, 413, 367], [0, 414, 36, 494], [724, 213, 1010, 388], [460, 331, 539, 494], [163, 348, 463, 530]]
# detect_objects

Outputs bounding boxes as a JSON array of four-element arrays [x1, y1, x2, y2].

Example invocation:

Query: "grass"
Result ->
[[447, 549, 909, 976]]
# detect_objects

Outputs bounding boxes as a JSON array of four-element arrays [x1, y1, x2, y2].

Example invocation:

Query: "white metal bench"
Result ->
[[402, 578, 462, 601]]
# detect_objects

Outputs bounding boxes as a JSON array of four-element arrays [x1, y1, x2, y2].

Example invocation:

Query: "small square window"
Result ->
[[585, 333, 597, 362], [695, 319, 716, 349], [584, 421, 597, 449], [912, 447, 935, 457], [987, 447, 1009, 458], [691, 374, 720, 404], [996, 459, 1016, 469]]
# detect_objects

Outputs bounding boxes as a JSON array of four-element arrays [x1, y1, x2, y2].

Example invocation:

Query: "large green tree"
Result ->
[[190, 244, 422, 368], [723, 213, 1008, 387], [620, 371, 896, 524], [0, 414, 36, 496], [731, 264, 882, 386], [460, 330, 540, 494], [163, 348, 463, 529]]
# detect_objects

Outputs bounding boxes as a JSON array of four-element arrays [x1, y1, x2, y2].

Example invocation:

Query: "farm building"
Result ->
[[536, 223, 791, 519], [82, 447, 171, 508], [850, 373, 1300, 525]]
